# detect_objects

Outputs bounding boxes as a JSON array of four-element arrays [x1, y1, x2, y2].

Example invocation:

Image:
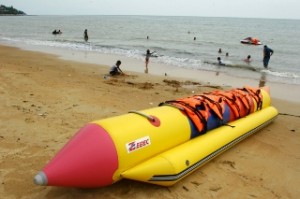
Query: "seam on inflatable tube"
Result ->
[[150, 116, 277, 182]]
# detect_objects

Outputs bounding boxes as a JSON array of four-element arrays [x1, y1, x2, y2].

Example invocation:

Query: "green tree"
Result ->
[[0, 4, 26, 15]]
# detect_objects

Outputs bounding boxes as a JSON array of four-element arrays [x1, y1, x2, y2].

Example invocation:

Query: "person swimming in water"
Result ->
[[217, 57, 225, 66], [244, 55, 251, 63], [52, 29, 62, 35]]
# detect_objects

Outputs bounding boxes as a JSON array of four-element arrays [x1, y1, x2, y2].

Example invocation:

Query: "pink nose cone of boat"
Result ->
[[34, 123, 119, 188]]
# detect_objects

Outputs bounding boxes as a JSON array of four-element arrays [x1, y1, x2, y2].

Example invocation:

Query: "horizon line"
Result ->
[[12, 14, 300, 21]]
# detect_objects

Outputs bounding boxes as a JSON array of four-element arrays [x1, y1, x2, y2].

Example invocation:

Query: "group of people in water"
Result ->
[[51, 29, 274, 77], [217, 54, 250, 66], [52, 28, 89, 42], [217, 45, 274, 69], [51, 29, 153, 77], [52, 29, 62, 35], [110, 45, 274, 78]]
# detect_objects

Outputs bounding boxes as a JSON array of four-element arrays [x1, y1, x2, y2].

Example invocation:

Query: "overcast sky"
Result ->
[[1, 0, 299, 19]]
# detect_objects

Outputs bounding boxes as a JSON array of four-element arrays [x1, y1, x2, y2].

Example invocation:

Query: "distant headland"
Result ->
[[0, 5, 26, 15]]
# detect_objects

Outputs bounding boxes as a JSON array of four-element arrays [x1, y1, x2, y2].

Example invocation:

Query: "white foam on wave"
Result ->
[[155, 55, 204, 70], [261, 69, 299, 79]]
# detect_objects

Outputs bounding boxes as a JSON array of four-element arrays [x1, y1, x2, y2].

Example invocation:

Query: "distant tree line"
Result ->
[[0, 5, 26, 15]]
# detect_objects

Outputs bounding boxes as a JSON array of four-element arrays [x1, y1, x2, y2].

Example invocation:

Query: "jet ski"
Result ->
[[241, 37, 262, 45]]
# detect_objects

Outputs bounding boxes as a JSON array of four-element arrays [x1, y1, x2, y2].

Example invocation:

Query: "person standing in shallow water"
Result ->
[[145, 49, 155, 73], [84, 29, 88, 41], [263, 45, 274, 68]]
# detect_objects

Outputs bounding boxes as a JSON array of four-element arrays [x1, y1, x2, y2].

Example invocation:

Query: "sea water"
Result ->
[[1, 15, 300, 85]]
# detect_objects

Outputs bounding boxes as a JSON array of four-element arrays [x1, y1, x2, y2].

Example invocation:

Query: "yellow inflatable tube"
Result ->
[[33, 86, 277, 188], [122, 106, 278, 186]]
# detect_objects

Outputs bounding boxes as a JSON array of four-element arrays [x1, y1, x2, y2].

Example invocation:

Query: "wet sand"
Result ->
[[0, 45, 299, 199]]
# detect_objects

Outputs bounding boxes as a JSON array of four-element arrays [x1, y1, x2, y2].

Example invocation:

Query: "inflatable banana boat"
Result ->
[[34, 86, 278, 188]]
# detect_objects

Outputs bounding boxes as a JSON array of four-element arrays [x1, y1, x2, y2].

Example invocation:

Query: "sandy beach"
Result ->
[[0, 45, 300, 199]]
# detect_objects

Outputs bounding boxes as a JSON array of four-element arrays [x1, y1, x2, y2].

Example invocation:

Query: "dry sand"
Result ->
[[0, 45, 299, 199]]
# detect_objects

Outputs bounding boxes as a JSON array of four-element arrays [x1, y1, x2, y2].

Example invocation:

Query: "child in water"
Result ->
[[244, 55, 251, 63], [217, 57, 225, 66]]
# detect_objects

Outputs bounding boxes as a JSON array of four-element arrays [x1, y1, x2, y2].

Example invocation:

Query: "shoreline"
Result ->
[[0, 44, 299, 199], [3, 41, 300, 103]]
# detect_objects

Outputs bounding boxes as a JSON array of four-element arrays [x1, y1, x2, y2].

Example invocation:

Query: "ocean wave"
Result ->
[[261, 69, 299, 79], [154, 56, 206, 70], [1, 35, 299, 84], [0, 36, 94, 51]]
